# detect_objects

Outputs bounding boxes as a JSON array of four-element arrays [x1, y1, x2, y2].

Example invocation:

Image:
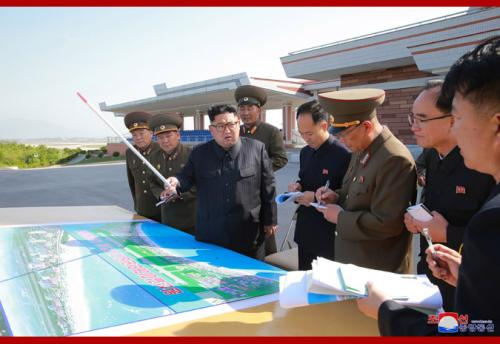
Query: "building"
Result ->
[[102, 7, 500, 151], [100, 72, 310, 149], [281, 7, 500, 143]]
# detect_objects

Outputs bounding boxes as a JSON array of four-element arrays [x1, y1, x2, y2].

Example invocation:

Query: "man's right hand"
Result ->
[[315, 187, 339, 205], [161, 177, 179, 199], [404, 212, 420, 234], [288, 182, 302, 192]]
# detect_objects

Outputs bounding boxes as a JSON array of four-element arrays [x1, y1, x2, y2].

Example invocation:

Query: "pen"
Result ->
[[319, 179, 330, 206], [422, 228, 446, 268]]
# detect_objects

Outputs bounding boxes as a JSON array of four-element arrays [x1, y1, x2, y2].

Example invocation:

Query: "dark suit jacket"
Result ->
[[176, 137, 277, 255], [418, 146, 495, 310], [294, 135, 351, 256]]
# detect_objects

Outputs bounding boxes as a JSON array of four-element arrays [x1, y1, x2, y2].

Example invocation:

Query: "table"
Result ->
[[0, 206, 378, 336]]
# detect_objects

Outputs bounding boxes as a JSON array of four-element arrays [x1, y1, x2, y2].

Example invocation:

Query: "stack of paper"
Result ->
[[279, 257, 442, 310]]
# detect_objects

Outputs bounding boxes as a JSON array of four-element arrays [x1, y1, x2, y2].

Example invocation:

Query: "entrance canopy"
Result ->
[[99, 72, 310, 117]]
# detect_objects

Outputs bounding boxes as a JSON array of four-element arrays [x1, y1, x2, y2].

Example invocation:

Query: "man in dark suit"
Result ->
[[124, 111, 161, 222], [315, 88, 416, 273], [164, 104, 277, 259], [357, 36, 500, 336], [148, 114, 196, 234], [236, 84, 288, 256], [288, 100, 351, 270], [404, 80, 495, 311]]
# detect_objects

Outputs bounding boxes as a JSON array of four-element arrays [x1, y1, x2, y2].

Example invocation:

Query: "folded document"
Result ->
[[279, 257, 442, 310], [275, 192, 303, 204]]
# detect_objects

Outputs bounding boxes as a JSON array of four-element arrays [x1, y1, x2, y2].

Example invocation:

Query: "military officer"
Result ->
[[236, 85, 288, 171], [124, 111, 161, 222], [315, 88, 417, 273], [236, 85, 288, 256], [148, 114, 196, 234]]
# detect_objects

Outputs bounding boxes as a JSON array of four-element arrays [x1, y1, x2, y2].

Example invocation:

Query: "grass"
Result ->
[[76, 155, 125, 164]]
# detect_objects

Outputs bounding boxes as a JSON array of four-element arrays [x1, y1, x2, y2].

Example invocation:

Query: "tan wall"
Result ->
[[341, 64, 434, 87]]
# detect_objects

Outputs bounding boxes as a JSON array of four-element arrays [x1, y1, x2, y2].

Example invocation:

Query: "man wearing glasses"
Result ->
[[315, 88, 416, 273], [404, 80, 494, 311], [164, 105, 277, 259], [149, 114, 197, 235]]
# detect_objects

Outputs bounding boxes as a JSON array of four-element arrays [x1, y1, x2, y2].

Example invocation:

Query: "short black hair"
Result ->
[[437, 35, 500, 116], [207, 104, 237, 122], [296, 100, 329, 124]]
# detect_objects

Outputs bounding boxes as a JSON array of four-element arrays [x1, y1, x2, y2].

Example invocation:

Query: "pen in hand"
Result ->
[[422, 228, 446, 268], [319, 180, 330, 206]]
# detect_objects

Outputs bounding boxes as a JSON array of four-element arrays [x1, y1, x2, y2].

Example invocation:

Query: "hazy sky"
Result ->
[[0, 7, 467, 139]]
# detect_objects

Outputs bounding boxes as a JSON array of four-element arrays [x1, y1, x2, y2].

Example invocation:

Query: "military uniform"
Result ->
[[147, 114, 196, 234], [417, 146, 495, 310], [235, 85, 287, 255], [319, 89, 416, 273], [240, 120, 288, 172], [235, 85, 288, 172], [124, 111, 161, 222]]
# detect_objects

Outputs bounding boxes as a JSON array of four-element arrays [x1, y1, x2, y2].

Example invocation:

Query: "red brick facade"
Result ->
[[341, 64, 434, 87], [377, 87, 421, 145], [106, 143, 127, 157]]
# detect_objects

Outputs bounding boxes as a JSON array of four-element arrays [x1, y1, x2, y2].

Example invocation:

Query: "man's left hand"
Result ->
[[295, 191, 315, 207], [264, 225, 278, 237], [413, 211, 448, 243], [357, 281, 391, 320], [316, 204, 343, 224]]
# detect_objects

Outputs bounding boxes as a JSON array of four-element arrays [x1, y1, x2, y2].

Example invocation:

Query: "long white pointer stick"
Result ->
[[76, 92, 170, 188]]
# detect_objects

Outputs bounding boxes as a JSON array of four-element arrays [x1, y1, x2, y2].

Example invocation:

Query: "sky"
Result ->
[[0, 7, 468, 139]]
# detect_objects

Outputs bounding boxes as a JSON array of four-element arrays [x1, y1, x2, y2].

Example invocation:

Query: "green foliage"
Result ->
[[0, 142, 81, 168], [85, 153, 92, 159], [98, 152, 104, 158], [112, 151, 120, 157]]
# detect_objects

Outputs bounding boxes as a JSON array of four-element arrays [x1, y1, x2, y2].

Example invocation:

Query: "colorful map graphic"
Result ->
[[0, 221, 283, 336]]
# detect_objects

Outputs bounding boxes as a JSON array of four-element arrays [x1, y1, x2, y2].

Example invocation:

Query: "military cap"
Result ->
[[124, 111, 153, 132], [148, 114, 183, 135], [318, 88, 385, 134], [234, 85, 267, 107]]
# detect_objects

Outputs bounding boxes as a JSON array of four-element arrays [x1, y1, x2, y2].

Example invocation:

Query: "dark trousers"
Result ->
[[298, 245, 335, 271], [244, 243, 266, 261], [264, 233, 277, 256]]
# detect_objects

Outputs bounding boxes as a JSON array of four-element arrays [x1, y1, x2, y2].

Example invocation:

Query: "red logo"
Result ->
[[456, 186, 466, 194], [322, 169, 328, 175]]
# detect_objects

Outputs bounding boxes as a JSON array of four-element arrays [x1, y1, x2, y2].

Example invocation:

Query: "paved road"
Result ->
[[0, 161, 300, 249]]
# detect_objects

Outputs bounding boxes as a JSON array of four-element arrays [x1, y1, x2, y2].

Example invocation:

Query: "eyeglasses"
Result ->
[[408, 113, 452, 127], [210, 121, 239, 133], [333, 123, 362, 139]]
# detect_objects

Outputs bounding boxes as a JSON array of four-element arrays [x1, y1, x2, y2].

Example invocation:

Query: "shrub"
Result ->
[[112, 151, 120, 157]]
